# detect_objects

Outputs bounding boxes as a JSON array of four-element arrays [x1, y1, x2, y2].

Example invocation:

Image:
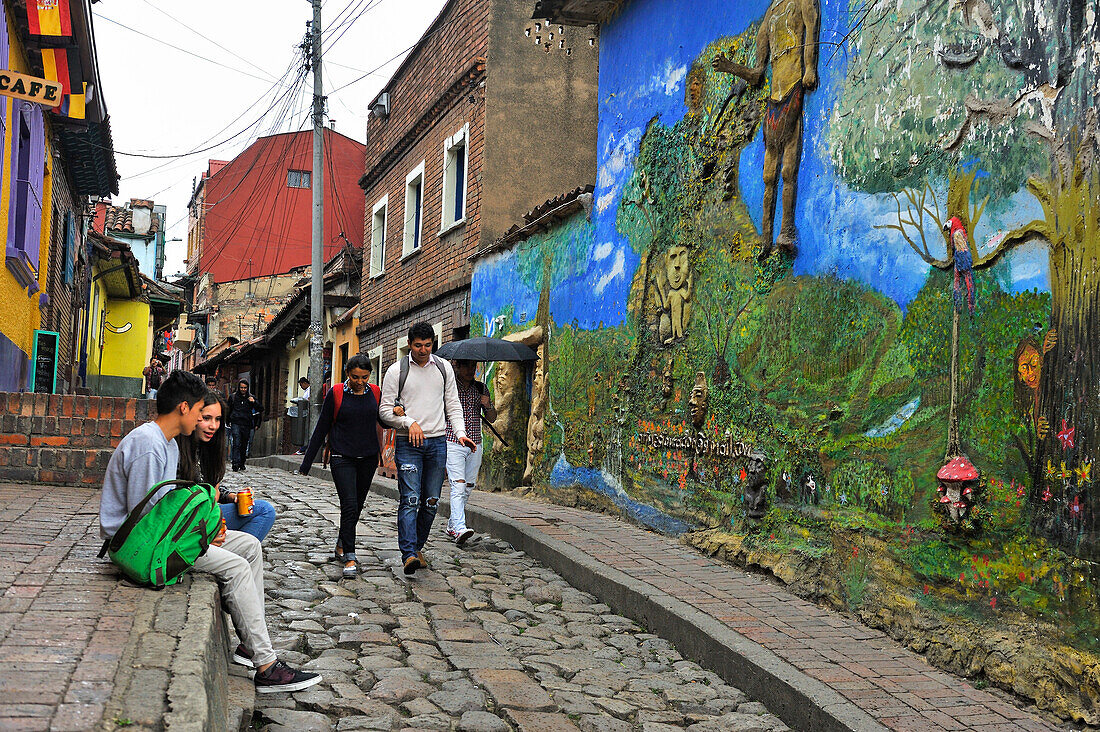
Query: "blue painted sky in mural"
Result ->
[[567, 0, 1051, 329]]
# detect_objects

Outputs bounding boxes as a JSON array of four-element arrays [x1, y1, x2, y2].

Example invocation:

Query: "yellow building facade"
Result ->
[[0, 7, 56, 391]]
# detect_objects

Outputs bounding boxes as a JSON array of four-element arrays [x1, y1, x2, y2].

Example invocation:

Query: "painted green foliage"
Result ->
[[475, 2, 1099, 640]]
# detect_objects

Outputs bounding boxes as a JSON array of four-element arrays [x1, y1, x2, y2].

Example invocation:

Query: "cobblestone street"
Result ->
[[226, 466, 790, 732]]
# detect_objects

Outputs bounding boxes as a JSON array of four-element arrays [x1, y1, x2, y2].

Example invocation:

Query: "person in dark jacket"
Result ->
[[299, 355, 384, 578], [227, 380, 261, 472]]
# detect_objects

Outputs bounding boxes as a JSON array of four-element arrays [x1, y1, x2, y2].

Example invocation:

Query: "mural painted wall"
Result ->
[[472, 0, 1100, 718]]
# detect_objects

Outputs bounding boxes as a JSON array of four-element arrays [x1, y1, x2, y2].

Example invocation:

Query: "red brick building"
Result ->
[[357, 0, 598, 372], [191, 129, 366, 284]]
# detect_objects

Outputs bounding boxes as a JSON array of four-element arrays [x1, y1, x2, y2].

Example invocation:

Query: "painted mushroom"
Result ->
[[936, 455, 980, 524]]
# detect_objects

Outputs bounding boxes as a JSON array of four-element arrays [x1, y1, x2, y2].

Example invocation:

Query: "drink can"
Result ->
[[237, 488, 254, 516]]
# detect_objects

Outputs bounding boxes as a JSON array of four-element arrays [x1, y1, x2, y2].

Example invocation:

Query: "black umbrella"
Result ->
[[435, 336, 538, 362]]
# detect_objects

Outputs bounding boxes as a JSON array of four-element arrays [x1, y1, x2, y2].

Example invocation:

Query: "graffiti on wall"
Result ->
[[471, 0, 1100, 660]]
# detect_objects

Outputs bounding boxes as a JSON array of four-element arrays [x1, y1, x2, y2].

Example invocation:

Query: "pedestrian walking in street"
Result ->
[[99, 370, 320, 693], [294, 377, 311, 455], [227, 379, 262, 472], [177, 391, 277, 541], [445, 360, 495, 546], [379, 322, 475, 575], [142, 357, 165, 399], [299, 355, 383, 578]]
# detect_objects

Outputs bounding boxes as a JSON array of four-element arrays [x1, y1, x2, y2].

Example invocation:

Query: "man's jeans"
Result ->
[[446, 441, 483, 534], [395, 436, 447, 559], [230, 424, 251, 469]]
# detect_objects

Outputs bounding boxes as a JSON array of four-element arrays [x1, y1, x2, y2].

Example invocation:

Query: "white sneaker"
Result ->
[[456, 528, 475, 546], [446, 527, 460, 542]]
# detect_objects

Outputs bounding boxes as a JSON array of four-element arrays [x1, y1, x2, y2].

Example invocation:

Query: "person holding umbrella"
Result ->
[[444, 360, 497, 545]]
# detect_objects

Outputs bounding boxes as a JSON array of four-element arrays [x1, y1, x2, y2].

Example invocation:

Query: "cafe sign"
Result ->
[[0, 70, 61, 105]]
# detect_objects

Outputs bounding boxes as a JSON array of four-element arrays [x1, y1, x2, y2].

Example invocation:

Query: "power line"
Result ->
[[92, 13, 275, 84], [136, 0, 279, 82]]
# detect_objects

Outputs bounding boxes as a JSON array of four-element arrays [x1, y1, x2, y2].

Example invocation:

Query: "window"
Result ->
[[367, 345, 382, 386], [337, 342, 349, 382], [440, 125, 469, 233], [370, 195, 388, 277], [403, 161, 425, 256], [287, 170, 311, 188], [5, 101, 45, 294]]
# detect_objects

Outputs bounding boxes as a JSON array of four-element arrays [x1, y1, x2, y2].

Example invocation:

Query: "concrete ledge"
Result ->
[[254, 454, 884, 732], [102, 572, 253, 732]]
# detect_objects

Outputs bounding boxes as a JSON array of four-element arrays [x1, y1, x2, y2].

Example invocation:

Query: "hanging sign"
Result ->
[[0, 70, 61, 105]]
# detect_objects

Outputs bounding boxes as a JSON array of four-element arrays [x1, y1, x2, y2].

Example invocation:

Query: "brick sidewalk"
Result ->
[[462, 489, 1062, 732], [0, 483, 144, 732]]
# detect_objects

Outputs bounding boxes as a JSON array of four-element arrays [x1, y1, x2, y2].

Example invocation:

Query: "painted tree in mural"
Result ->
[[833, 0, 1100, 555]]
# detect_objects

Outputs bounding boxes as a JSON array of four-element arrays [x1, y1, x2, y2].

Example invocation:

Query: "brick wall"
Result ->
[[359, 288, 469, 372], [362, 0, 488, 166], [360, 95, 485, 334], [0, 392, 157, 486]]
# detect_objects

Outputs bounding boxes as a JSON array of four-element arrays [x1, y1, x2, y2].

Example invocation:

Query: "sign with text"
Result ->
[[0, 70, 61, 106], [31, 330, 59, 394]]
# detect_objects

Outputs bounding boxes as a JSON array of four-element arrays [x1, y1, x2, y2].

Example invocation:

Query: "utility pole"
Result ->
[[307, 0, 325, 433]]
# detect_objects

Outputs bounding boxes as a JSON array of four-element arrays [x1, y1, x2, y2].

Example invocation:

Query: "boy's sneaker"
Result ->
[[455, 529, 475, 546], [254, 660, 322, 694], [403, 555, 421, 575], [231, 644, 254, 669], [446, 527, 460, 542]]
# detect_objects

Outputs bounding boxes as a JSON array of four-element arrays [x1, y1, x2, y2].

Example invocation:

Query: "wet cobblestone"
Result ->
[[225, 467, 790, 732]]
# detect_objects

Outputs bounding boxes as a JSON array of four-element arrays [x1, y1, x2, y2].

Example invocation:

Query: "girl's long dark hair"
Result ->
[[177, 391, 229, 486]]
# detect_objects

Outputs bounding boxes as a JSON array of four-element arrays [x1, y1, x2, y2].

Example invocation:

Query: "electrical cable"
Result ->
[[136, 0, 279, 82], [92, 12, 275, 84]]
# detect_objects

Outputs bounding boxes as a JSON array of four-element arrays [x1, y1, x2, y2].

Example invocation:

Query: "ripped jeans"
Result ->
[[395, 436, 448, 560]]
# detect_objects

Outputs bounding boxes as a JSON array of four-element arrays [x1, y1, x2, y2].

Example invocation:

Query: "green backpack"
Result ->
[[98, 480, 222, 588]]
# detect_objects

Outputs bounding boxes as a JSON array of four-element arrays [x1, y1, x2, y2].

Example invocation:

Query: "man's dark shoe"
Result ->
[[231, 644, 254, 668], [254, 660, 321, 693], [403, 555, 421, 575], [342, 558, 359, 579]]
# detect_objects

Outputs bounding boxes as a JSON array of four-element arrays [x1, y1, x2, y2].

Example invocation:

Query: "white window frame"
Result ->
[[397, 323, 443, 364], [403, 161, 425, 258], [369, 195, 388, 278], [439, 124, 469, 236], [366, 345, 383, 386]]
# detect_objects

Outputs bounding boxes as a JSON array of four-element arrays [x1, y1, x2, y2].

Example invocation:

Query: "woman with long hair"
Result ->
[[178, 391, 277, 541], [299, 354, 383, 578]]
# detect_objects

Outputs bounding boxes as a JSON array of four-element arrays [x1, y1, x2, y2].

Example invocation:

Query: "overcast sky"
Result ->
[[92, 0, 448, 279]]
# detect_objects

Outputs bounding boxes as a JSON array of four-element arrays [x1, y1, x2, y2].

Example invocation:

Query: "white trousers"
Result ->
[[192, 529, 276, 666], [446, 441, 483, 533]]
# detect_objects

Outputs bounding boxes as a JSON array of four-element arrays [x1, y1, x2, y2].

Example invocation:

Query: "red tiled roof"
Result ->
[[103, 204, 161, 236]]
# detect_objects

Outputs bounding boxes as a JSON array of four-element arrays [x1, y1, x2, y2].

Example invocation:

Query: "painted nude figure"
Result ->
[[655, 245, 693, 344], [712, 0, 820, 260]]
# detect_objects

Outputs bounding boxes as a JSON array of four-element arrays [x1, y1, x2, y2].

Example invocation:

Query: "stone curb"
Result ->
[[254, 455, 886, 732], [101, 574, 250, 732], [162, 577, 232, 732]]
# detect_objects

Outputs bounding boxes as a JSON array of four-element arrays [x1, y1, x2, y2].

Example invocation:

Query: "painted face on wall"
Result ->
[[1018, 344, 1041, 391], [687, 70, 704, 112], [667, 246, 690, 289]]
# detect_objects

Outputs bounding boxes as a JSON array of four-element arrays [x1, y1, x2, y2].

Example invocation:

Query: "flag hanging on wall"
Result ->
[[26, 0, 73, 38], [40, 47, 82, 96], [54, 82, 86, 119]]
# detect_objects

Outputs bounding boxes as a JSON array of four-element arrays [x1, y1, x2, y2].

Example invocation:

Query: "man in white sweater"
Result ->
[[379, 322, 477, 575]]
